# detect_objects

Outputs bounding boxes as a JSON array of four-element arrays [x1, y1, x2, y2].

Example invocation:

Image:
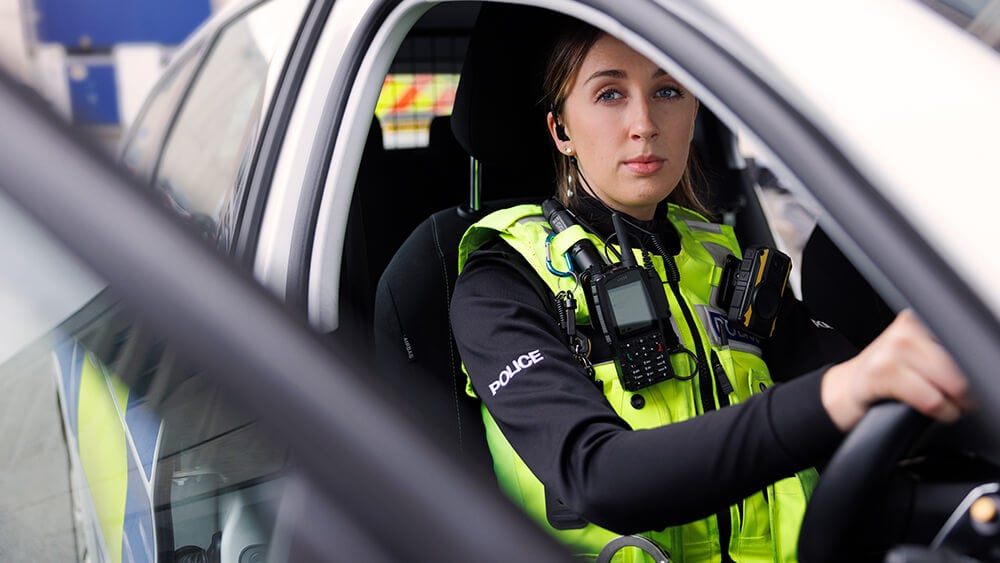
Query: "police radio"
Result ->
[[718, 246, 791, 339], [542, 199, 684, 391]]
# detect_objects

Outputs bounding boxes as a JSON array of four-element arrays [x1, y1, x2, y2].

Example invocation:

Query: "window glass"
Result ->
[[736, 132, 819, 297], [119, 46, 202, 183], [152, 0, 303, 241], [0, 191, 289, 562], [376, 73, 460, 149], [376, 34, 468, 149]]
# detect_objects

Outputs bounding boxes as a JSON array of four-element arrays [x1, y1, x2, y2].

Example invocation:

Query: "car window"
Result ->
[[119, 46, 203, 183], [0, 190, 289, 562], [152, 0, 304, 242], [376, 72, 460, 149], [375, 23, 468, 149]]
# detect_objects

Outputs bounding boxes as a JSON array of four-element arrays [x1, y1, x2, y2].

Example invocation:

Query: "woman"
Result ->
[[450, 20, 968, 562]]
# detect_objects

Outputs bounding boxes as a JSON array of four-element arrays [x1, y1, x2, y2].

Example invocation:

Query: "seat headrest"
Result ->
[[450, 5, 567, 188], [366, 116, 384, 152], [429, 115, 454, 148]]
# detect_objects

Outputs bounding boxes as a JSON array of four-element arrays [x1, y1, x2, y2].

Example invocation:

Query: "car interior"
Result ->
[[331, 2, 999, 559]]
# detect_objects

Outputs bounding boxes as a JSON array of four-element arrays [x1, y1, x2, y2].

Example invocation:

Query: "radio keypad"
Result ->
[[619, 334, 673, 390]]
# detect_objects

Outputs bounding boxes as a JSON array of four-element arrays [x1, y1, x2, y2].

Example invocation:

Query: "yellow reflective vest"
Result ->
[[458, 203, 817, 562]]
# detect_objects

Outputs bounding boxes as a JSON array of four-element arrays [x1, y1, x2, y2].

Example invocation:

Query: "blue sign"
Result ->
[[67, 60, 120, 125], [34, 0, 211, 48]]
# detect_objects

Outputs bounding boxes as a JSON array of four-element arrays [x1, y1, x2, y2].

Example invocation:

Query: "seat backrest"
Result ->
[[373, 4, 562, 473], [338, 117, 387, 347], [374, 199, 531, 475]]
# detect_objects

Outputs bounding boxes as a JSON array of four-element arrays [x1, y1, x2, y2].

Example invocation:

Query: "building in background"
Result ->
[[0, 0, 232, 152]]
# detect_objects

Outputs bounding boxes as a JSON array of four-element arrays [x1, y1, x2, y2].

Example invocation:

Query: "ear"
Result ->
[[547, 111, 564, 146]]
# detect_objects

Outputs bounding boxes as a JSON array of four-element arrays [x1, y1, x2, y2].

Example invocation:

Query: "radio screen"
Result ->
[[607, 280, 656, 334]]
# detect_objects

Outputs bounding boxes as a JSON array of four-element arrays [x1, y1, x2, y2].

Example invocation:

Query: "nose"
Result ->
[[629, 98, 658, 141]]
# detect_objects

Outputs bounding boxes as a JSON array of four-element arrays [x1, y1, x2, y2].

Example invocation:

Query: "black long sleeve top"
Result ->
[[450, 198, 858, 534]]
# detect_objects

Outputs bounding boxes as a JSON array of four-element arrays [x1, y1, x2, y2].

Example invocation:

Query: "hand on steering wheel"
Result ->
[[820, 310, 970, 433], [799, 310, 972, 562]]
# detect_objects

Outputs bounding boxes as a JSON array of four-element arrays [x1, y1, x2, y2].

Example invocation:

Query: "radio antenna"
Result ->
[[612, 212, 636, 268]]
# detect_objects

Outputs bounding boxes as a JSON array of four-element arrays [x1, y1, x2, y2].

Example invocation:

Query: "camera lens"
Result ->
[[753, 286, 781, 319]]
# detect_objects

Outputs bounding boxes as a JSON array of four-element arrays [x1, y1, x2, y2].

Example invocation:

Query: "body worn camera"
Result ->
[[542, 199, 684, 391], [718, 246, 791, 339]]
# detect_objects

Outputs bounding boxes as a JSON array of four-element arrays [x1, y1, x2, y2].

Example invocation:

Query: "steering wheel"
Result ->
[[798, 402, 932, 562]]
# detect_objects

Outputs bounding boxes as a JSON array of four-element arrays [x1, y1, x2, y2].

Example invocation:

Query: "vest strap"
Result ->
[[549, 224, 591, 257]]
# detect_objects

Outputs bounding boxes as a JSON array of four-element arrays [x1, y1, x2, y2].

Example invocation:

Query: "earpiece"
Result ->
[[550, 104, 571, 142], [556, 122, 570, 142]]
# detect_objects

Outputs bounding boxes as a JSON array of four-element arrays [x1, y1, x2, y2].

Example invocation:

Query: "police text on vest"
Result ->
[[489, 350, 544, 396]]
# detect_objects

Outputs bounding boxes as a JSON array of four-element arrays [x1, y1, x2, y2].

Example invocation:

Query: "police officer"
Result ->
[[451, 20, 969, 563]]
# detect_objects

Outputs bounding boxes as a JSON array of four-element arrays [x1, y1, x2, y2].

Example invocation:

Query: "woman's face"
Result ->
[[548, 34, 698, 220]]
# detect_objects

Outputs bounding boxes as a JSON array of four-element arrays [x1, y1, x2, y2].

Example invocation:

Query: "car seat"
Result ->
[[373, 4, 564, 475], [428, 115, 468, 193], [337, 117, 387, 349]]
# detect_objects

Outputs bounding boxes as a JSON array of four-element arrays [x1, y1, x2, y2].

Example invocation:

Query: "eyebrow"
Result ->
[[584, 68, 669, 84]]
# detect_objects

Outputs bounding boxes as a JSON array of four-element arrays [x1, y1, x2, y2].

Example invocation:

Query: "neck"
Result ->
[[567, 194, 681, 256]]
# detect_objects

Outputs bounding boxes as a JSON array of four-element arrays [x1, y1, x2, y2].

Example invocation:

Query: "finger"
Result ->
[[892, 366, 964, 423], [910, 348, 969, 407], [879, 311, 971, 410], [894, 325, 971, 409]]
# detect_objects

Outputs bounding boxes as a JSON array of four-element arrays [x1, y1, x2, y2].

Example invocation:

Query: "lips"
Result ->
[[623, 156, 664, 175]]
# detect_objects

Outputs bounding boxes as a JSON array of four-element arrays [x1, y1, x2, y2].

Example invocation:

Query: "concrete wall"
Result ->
[[0, 0, 32, 83]]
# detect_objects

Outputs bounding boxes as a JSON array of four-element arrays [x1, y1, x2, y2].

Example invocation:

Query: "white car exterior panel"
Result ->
[[308, 0, 431, 331], [698, 0, 1000, 316], [254, 0, 374, 301]]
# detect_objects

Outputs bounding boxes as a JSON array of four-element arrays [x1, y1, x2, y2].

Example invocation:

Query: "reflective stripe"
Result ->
[[515, 215, 548, 227], [683, 220, 724, 234], [78, 351, 129, 563], [73, 348, 158, 563], [694, 304, 764, 356], [702, 241, 735, 270]]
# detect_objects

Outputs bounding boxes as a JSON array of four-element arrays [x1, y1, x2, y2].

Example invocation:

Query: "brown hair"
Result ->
[[542, 19, 711, 217]]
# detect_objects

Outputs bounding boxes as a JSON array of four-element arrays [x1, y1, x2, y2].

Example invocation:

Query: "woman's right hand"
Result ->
[[820, 309, 972, 432]]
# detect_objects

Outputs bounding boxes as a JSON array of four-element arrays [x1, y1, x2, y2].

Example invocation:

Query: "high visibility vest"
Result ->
[[458, 203, 817, 562]]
